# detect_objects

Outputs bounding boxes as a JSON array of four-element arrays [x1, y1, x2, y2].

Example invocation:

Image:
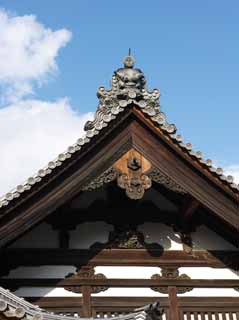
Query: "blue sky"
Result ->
[[0, 1, 239, 194]]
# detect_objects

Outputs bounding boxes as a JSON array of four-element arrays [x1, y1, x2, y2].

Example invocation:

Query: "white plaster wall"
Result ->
[[10, 223, 58, 248], [9, 221, 238, 252], [178, 267, 239, 297], [14, 288, 82, 297], [9, 266, 78, 297], [139, 223, 183, 251], [95, 266, 161, 279], [92, 288, 166, 297], [192, 226, 239, 251], [10, 266, 239, 298], [70, 222, 113, 249], [180, 267, 239, 280], [141, 189, 177, 212], [178, 289, 239, 297], [4, 266, 76, 278]]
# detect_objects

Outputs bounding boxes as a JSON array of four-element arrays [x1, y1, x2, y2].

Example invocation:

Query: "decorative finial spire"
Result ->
[[123, 49, 135, 68]]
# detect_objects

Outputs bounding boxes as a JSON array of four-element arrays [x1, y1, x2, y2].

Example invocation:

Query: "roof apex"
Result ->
[[83, 53, 175, 134], [0, 57, 238, 211]]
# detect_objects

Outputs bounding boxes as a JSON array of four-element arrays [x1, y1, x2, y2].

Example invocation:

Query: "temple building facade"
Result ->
[[0, 55, 239, 320]]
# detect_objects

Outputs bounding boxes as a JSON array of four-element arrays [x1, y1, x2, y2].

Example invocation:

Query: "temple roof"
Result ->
[[0, 54, 238, 210], [0, 287, 162, 320]]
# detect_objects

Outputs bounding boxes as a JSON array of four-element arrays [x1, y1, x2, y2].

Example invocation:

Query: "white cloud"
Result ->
[[0, 9, 71, 104], [0, 98, 93, 196], [0, 9, 93, 197]]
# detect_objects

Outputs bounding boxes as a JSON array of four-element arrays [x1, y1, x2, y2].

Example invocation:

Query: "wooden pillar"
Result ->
[[81, 286, 92, 317], [168, 286, 180, 320]]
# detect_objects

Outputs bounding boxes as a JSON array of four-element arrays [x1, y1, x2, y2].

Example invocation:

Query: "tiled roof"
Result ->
[[0, 287, 162, 320], [0, 55, 238, 209]]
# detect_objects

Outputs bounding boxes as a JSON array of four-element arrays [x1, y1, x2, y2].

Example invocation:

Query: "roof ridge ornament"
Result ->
[[84, 54, 176, 134], [123, 48, 135, 68]]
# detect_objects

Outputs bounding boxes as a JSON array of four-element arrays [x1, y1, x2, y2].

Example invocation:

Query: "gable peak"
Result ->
[[84, 55, 174, 134]]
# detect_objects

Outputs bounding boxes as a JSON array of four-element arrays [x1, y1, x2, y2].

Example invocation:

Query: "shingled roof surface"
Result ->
[[0, 55, 238, 209]]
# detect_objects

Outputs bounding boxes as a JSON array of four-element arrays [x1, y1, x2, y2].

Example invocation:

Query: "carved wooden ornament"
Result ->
[[81, 149, 187, 200], [151, 267, 192, 294], [65, 266, 108, 294], [114, 149, 152, 200]]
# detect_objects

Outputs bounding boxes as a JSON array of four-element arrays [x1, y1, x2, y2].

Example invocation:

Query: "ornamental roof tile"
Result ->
[[0, 55, 238, 209]]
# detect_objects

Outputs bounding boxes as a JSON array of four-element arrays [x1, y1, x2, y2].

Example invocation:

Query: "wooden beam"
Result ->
[[180, 196, 200, 221], [1, 249, 238, 274], [130, 114, 239, 227], [2, 278, 239, 289], [168, 287, 180, 320], [81, 286, 92, 317], [1, 110, 239, 249]]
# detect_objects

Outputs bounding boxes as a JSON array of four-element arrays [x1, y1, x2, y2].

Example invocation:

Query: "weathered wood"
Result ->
[[0, 110, 238, 248], [81, 286, 92, 317], [129, 115, 239, 228], [180, 196, 200, 221], [1, 249, 238, 269], [168, 286, 180, 320]]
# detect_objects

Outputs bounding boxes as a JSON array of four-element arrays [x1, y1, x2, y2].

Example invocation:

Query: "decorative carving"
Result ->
[[81, 151, 186, 199], [118, 172, 152, 200], [148, 167, 187, 194], [115, 151, 152, 200], [135, 302, 164, 320], [114, 54, 146, 92], [108, 225, 145, 249], [65, 266, 108, 294], [84, 53, 175, 135], [91, 224, 162, 250], [151, 267, 192, 294], [127, 156, 142, 171], [81, 167, 118, 191]]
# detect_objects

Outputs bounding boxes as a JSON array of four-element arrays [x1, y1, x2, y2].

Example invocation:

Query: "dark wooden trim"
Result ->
[[2, 278, 239, 288], [0, 112, 134, 246], [129, 116, 239, 229], [0, 110, 238, 248], [132, 107, 239, 203], [180, 196, 200, 221], [1, 249, 238, 275]]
